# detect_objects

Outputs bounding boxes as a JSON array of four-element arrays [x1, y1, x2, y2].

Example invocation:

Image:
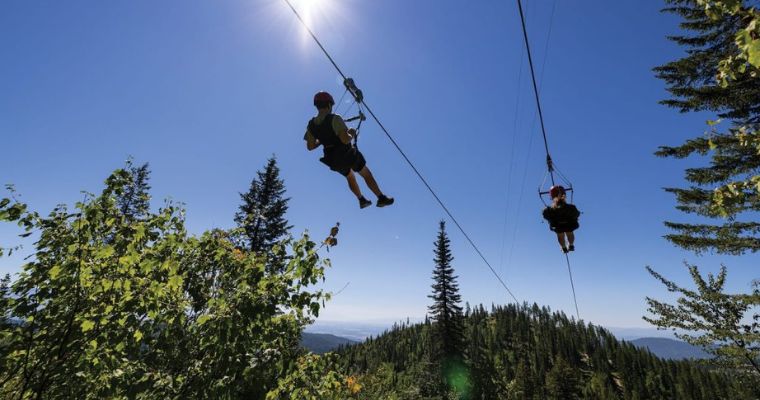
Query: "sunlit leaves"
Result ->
[[265, 354, 360, 400], [645, 264, 760, 375], [81, 320, 95, 333], [696, 0, 760, 82], [0, 167, 335, 398]]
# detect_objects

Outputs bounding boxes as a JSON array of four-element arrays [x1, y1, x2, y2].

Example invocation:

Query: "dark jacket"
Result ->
[[542, 202, 580, 232]]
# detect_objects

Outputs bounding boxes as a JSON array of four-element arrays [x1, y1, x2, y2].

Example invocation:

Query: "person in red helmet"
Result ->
[[304, 91, 394, 209], [542, 185, 580, 253]]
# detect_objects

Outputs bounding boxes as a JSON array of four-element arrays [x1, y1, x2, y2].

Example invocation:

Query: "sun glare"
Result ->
[[295, 0, 322, 28], [291, 0, 343, 40]]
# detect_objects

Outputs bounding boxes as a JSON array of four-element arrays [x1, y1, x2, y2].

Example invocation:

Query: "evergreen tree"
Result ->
[[654, 0, 760, 254], [545, 356, 581, 400], [646, 0, 760, 378], [234, 156, 291, 256], [427, 221, 466, 394], [338, 303, 760, 399], [117, 159, 151, 221], [508, 358, 535, 400]]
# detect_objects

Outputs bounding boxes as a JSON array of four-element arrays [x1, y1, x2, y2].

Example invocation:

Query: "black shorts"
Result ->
[[550, 221, 579, 233], [320, 146, 367, 177]]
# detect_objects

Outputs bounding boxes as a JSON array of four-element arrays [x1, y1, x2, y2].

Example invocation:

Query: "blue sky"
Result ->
[[1, 0, 757, 329]]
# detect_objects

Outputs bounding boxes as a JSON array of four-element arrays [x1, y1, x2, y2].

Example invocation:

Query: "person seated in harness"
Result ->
[[542, 185, 580, 253], [304, 91, 394, 209]]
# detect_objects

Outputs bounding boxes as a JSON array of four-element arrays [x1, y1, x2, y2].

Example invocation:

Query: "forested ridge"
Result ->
[[336, 304, 760, 399]]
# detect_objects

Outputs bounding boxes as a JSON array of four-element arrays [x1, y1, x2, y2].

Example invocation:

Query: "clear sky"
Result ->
[[1, 0, 757, 329]]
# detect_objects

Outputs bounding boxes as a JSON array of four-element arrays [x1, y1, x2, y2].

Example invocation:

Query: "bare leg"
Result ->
[[346, 171, 364, 198], [357, 166, 383, 197], [556, 232, 567, 249], [567, 231, 575, 246]]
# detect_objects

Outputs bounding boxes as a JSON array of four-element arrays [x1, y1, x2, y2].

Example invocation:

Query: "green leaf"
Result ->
[[49, 265, 62, 280], [197, 315, 211, 326], [81, 320, 95, 332], [167, 275, 182, 291], [748, 37, 760, 68], [134, 330, 143, 341], [95, 246, 115, 259]]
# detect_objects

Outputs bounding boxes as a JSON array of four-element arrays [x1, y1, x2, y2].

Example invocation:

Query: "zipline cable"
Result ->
[[564, 253, 580, 320], [282, 0, 519, 304], [501, 0, 556, 276], [515, 0, 581, 320], [516, 0, 554, 184], [498, 49, 523, 277]]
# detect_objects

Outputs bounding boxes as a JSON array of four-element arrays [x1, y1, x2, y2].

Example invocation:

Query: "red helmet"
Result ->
[[313, 91, 334, 107], [549, 185, 566, 199]]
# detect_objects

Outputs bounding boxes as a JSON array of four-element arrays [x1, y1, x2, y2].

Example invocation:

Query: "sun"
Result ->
[[291, 0, 341, 33], [289, 0, 343, 33], [269, 0, 351, 55]]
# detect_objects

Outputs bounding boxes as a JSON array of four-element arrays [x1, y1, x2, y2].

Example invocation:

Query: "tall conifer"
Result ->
[[427, 221, 466, 393], [234, 156, 291, 256]]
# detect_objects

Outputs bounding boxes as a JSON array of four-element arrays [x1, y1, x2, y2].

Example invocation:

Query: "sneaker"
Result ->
[[569, 245, 575, 252], [359, 197, 372, 209], [376, 195, 394, 208], [562, 247, 569, 253]]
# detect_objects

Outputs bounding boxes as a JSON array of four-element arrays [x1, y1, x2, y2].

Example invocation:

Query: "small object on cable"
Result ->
[[343, 78, 363, 103], [345, 111, 366, 123]]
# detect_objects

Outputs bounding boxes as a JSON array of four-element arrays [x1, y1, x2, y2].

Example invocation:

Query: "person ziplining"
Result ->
[[282, 0, 520, 303], [513, 0, 581, 316], [304, 91, 394, 209], [542, 185, 580, 253], [512, 0, 582, 256]]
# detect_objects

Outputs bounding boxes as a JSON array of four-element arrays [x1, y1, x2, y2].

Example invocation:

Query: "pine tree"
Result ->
[[117, 159, 151, 221], [234, 156, 291, 256], [545, 356, 581, 400], [654, 0, 760, 254], [427, 221, 466, 394], [507, 358, 535, 399], [646, 0, 760, 378]]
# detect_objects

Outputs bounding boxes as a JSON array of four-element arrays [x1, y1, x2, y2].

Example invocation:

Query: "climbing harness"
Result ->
[[340, 79, 366, 148], [538, 155, 573, 206]]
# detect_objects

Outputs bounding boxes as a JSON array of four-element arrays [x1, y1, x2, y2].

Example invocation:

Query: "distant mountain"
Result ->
[[301, 332, 357, 354], [307, 320, 407, 341], [607, 326, 684, 341], [630, 337, 712, 360]]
